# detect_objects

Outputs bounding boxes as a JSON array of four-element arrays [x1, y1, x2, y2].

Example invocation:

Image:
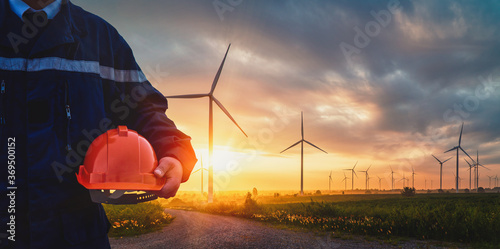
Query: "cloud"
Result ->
[[72, 0, 500, 189]]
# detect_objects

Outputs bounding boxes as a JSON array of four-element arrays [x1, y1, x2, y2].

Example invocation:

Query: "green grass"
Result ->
[[184, 193, 500, 245], [103, 201, 174, 237]]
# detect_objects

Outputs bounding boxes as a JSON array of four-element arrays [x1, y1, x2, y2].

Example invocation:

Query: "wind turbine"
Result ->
[[359, 165, 371, 190], [343, 162, 358, 191], [341, 173, 349, 191], [495, 175, 499, 188], [474, 150, 488, 190], [444, 122, 474, 193], [411, 167, 416, 189], [464, 158, 473, 190], [328, 171, 333, 192], [399, 174, 406, 189], [191, 155, 208, 195], [280, 112, 327, 195], [377, 176, 382, 191], [389, 166, 396, 190], [166, 44, 248, 203], [487, 175, 493, 189], [432, 154, 452, 191]]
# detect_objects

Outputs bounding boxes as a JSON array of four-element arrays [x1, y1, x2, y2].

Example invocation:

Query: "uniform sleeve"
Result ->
[[108, 35, 197, 183]]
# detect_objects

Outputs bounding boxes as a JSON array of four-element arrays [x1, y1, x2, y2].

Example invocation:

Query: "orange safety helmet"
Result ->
[[77, 126, 165, 204]]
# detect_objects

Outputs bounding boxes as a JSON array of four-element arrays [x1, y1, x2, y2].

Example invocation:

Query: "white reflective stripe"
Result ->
[[0, 57, 26, 71], [28, 57, 99, 74], [0, 57, 147, 83], [99, 65, 147, 82]]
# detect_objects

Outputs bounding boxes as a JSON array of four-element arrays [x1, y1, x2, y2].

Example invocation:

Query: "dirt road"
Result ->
[[109, 209, 452, 249]]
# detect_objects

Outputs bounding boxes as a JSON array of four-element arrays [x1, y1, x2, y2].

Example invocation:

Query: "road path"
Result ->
[[109, 209, 450, 249]]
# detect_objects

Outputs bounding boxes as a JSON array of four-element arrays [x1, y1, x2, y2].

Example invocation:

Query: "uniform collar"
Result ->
[[0, 0, 87, 57], [9, 0, 62, 20]]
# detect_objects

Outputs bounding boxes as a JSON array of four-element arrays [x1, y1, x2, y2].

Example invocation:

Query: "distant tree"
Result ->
[[438, 189, 444, 193], [401, 187, 416, 197], [252, 187, 258, 197], [477, 187, 485, 193], [273, 193, 280, 198], [315, 190, 322, 195], [464, 189, 470, 193]]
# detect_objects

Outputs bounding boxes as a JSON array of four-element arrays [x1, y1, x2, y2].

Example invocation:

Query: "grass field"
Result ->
[[104, 201, 175, 237], [164, 191, 500, 246]]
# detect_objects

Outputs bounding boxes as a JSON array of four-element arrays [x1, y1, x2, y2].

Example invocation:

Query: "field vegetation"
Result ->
[[103, 201, 174, 237], [162, 191, 500, 246]]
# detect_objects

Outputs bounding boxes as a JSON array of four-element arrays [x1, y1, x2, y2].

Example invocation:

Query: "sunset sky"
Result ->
[[73, 0, 500, 192]]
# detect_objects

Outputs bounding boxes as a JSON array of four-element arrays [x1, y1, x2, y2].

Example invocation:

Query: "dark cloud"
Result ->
[[73, 0, 500, 182]]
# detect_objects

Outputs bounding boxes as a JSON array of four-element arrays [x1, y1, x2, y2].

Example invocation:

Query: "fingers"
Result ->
[[152, 157, 183, 199]]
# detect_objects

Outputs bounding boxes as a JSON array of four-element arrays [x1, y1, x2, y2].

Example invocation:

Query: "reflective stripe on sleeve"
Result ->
[[0, 57, 147, 83]]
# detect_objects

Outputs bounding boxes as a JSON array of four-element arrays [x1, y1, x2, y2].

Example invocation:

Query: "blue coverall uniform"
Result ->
[[0, 0, 197, 247]]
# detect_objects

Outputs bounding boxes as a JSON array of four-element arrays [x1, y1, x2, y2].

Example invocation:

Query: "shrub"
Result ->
[[477, 187, 485, 193], [104, 201, 174, 237], [253, 187, 258, 197], [401, 187, 416, 197], [315, 190, 322, 195]]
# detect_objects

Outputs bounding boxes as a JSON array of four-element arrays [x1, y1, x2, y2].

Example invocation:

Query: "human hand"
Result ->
[[151, 157, 183, 199]]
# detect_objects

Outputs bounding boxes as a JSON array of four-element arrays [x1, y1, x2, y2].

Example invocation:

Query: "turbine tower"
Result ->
[[191, 155, 208, 195], [464, 158, 473, 190], [280, 112, 327, 195], [328, 171, 333, 192], [432, 155, 452, 191], [389, 166, 395, 190], [474, 150, 488, 190], [411, 167, 416, 189], [399, 173, 406, 189], [487, 175, 493, 189], [359, 165, 371, 190], [341, 173, 349, 191], [166, 44, 248, 203], [377, 176, 382, 191], [444, 122, 473, 193], [343, 162, 358, 191]]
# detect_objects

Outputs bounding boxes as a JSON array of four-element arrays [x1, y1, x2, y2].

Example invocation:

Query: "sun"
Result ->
[[195, 146, 242, 172]]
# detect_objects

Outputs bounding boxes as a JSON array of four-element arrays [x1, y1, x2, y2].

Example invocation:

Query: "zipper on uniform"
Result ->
[[64, 81, 72, 151], [0, 80, 5, 125]]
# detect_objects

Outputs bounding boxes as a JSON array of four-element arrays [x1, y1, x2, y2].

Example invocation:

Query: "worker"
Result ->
[[0, 0, 198, 247]]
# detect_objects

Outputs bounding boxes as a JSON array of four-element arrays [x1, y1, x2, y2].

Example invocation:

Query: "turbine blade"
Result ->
[[444, 147, 458, 153], [353, 170, 358, 178], [304, 140, 328, 154], [442, 157, 452, 163], [353, 161, 358, 170], [212, 97, 248, 137], [165, 93, 209, 99], [432, 154, 441, 163], [458, 122, 464, 146], [459, 147, 474, 162], [280, 140, 302, 154], [367, 164, 372, 171], [478, 164, 490, 170], [191, 168, 201, 174], [301, 111, 304, 139], [209, 44, 231, 95]]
